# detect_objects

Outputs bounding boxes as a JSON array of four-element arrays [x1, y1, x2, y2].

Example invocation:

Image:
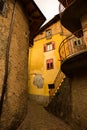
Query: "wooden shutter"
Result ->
[[44, 44, 46, 52], [52, 41, 55, 50]]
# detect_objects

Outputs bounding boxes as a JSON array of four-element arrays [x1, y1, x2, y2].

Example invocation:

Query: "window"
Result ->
[[0, 0, 5, 14], [44, 41, 55, 52], [46, 29, 52, 39], [46, 59, 54, 70], [48, 84, 55, 89], [73, 38, 82, 47]]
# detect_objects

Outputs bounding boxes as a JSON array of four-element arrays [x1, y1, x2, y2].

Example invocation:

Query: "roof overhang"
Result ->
[[21, 0, 46, 45], [59, 0, 87, 37], [35, 14, 60, 36]]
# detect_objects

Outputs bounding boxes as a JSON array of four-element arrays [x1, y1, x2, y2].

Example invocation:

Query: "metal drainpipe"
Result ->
[[0, 0, 17, 117]]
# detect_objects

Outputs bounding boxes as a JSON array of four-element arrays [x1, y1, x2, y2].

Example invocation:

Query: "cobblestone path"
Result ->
[[18, 99, 72, 130]]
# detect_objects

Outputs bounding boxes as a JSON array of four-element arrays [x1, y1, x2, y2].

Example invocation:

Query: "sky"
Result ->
[[34, 0, 59, 25]]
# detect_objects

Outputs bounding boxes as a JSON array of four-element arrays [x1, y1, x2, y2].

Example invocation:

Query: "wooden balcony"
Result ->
[[59, 0, 87, 38], [59, 26, 87, 76]]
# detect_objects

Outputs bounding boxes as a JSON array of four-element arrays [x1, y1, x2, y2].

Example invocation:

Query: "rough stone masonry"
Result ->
[[0, 0, 29, 129]]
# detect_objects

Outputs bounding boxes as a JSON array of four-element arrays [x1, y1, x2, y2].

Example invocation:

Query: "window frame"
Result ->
[[48, 84, 55, 89], [46, 58, 54, 70], [44, 41, 55, 52], [73, 38, 82, 47], [46, 29, 52, 39]]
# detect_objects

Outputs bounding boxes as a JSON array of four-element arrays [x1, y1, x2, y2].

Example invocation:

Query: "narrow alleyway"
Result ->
[[18, 99, 72, 130]]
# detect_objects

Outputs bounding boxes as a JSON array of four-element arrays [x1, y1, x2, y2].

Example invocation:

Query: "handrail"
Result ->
[[59, 25, 87, 61], [49, 70, 65, 97]]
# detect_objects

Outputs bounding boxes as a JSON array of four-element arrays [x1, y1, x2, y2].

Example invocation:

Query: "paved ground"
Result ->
[[18, 99, 72, 130]]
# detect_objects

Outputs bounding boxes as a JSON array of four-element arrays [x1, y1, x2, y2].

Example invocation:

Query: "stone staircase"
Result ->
[[49, 70, 65, 98]]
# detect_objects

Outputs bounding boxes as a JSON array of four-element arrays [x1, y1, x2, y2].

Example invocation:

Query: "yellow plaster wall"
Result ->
[[28, 21, 66, 97]]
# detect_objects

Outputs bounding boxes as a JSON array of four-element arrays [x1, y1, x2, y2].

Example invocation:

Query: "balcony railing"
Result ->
[[59, 27, 87, 61], [59, 0, 74, 9], [59, 0, 76, 18]]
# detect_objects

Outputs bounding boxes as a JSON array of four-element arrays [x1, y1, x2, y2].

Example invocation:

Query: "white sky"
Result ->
[[34, 0, 59, 25]]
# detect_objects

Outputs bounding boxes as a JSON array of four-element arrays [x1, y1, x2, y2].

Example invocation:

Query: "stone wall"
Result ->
[[70, 70, 87, 130], [29, 94, 49, 106], [46, 71, 87, 130], [0, 0, 29, 129], [46, 77, 72, 123]]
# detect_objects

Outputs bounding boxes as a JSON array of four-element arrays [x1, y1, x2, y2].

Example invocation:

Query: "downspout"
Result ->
[[0, 0, 17, 116]]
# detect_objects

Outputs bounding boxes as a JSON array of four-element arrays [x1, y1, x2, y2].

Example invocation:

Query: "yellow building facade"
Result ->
[[28, 15, 67, 105]]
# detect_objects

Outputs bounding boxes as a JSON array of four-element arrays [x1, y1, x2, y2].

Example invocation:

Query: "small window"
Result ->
[[46, 59, 54, 70], [0, 0, 5, 14], [48, 84, 55, 89], [73, 38, 82, 47], [44, 41, 55, 52], [46, 29, 52, 39]]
